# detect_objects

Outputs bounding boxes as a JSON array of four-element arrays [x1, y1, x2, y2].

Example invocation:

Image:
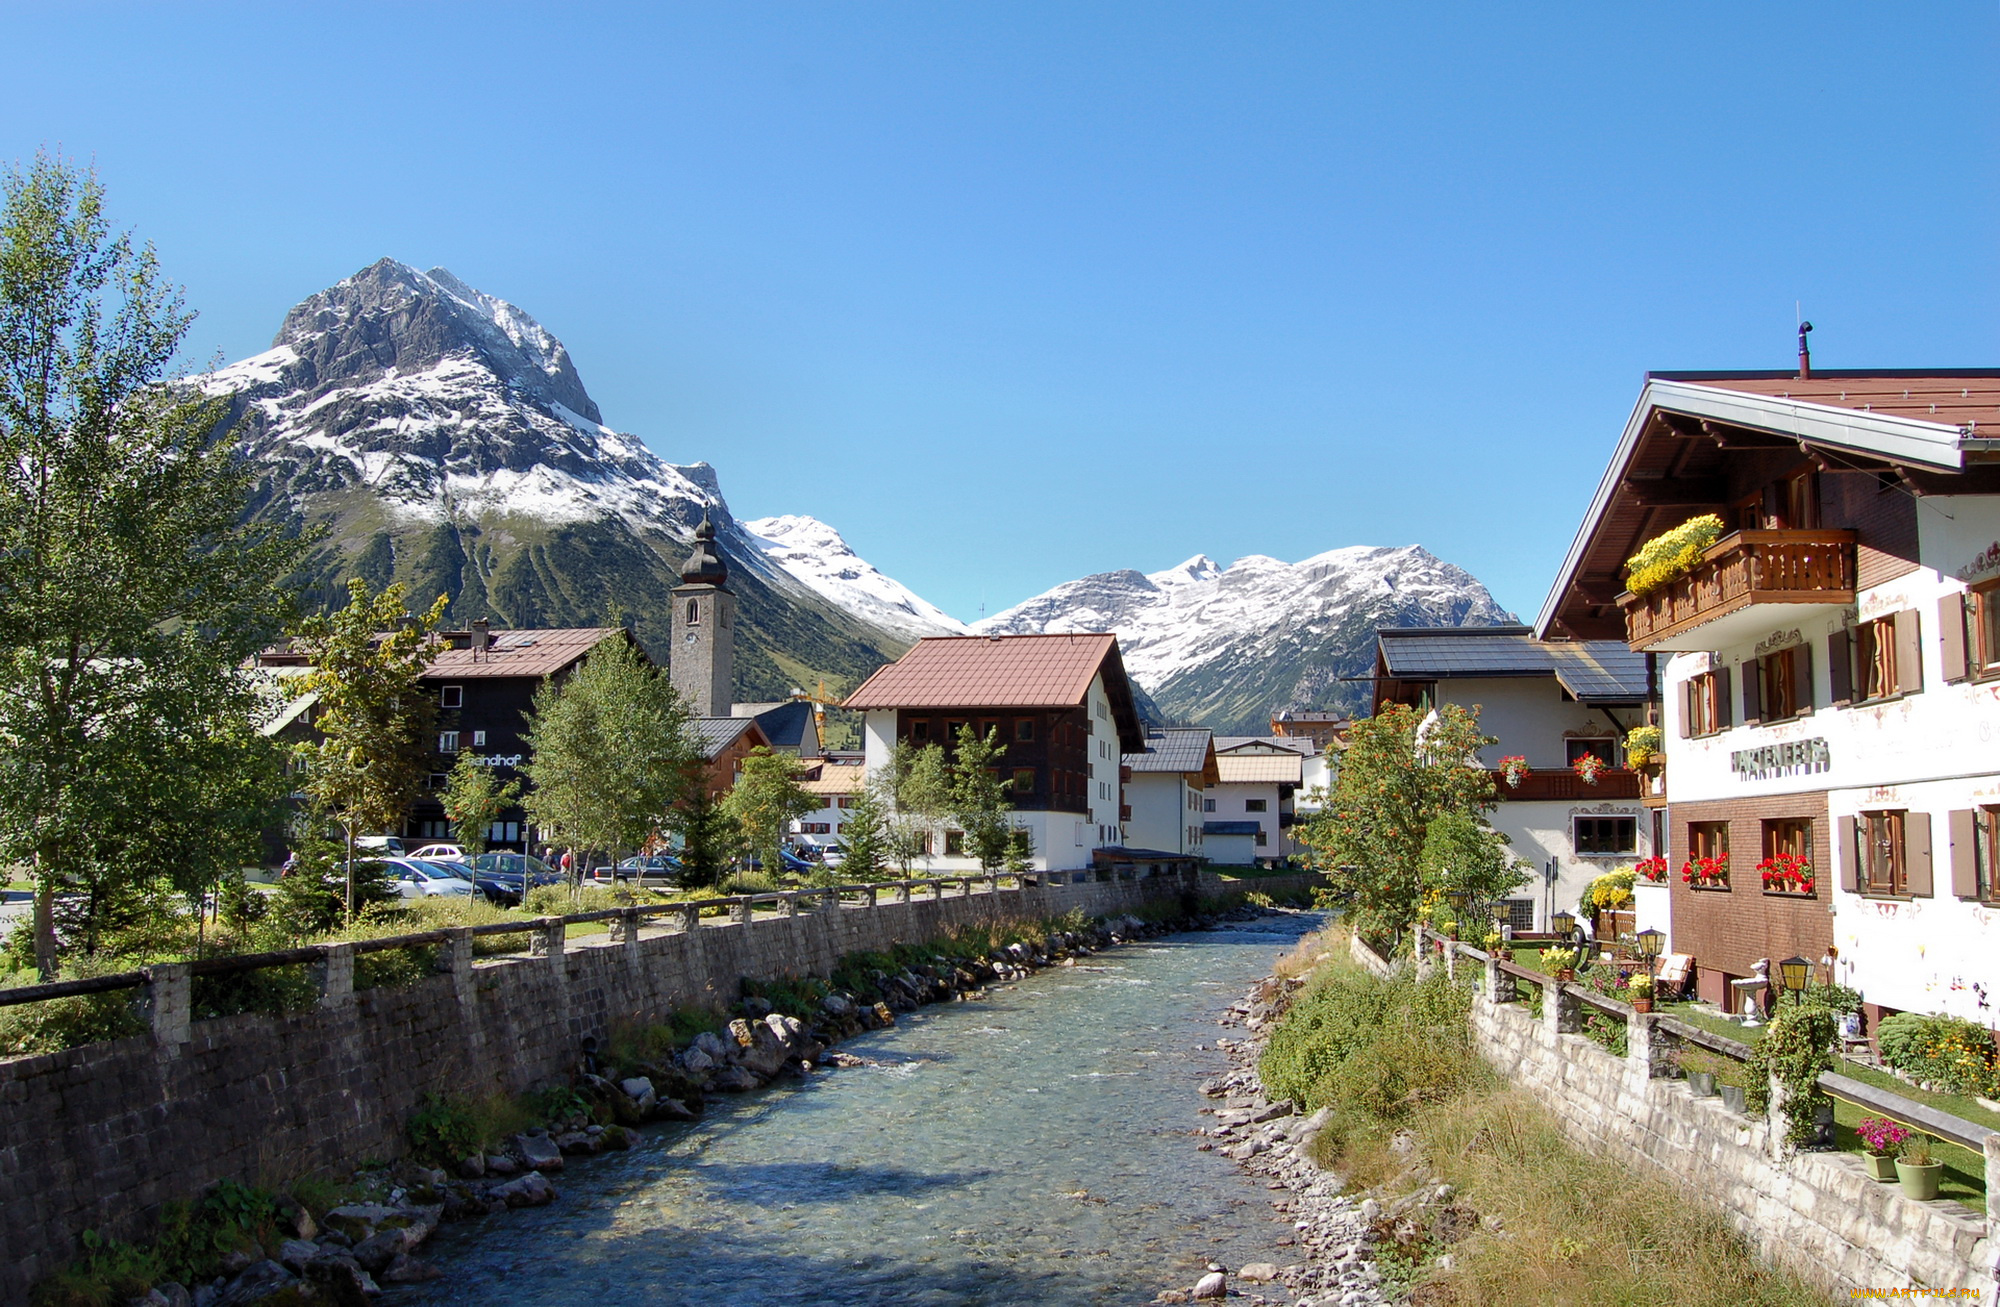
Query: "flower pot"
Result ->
[[1631, 997, 1654, 1013], [1718, 1084, 1748, 1115], [1554, 968, 1576, 982], [1864, 1153, 1900, 1182], [1896, 1159, 1943, 1201], [1686, 1070, 1716, 1097]]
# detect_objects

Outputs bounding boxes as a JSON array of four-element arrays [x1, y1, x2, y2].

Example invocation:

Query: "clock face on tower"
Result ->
[[685, 633, 698, 644]]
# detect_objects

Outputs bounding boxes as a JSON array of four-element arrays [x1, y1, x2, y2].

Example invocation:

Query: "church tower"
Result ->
[[670, 514, 734, 718]]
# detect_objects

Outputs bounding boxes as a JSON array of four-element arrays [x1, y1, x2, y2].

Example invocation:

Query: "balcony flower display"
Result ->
[[1622, 513, 1725, 599], [1634, 856, 1669, 884], [1499, 755, 1531, 788], [1681, 856, 1729, 888], [1758, 852, 1816, 895], [1571, 752, 1607, 785], [1624, 724, 1664, 770]]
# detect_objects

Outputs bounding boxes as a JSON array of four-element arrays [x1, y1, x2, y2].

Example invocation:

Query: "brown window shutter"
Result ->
[[1840, 816, 1860, 893], [1893, 608, 1923, 695], [1741, 658, 1762, 725], [1678, 678, 1694, 738], [1714, 664, 1732, 729], [1827, 628, 1853, 706], [1940, 594, 1970, 682], [1949, 809, 1980, 899], [1906, 812, 1934, 897], [1793, 641, 1814, 714]]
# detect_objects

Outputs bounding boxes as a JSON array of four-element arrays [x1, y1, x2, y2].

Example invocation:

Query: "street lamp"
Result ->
[[1551, 910, 1575, 939], [1779, 955, 1812, 996], [1636, 928, 1664, 965]]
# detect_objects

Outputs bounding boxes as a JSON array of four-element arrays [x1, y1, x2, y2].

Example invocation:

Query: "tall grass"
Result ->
[[1261, 932, 1830, 1307]]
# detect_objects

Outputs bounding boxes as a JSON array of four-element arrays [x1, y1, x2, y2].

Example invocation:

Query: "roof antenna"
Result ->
[[1796, 311, 1813, 380]]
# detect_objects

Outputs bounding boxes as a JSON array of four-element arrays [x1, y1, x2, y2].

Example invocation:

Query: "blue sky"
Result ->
[[4, 4, 1993, 623]]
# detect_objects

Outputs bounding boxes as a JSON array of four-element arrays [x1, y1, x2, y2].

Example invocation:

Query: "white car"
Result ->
[[369, 858, 475, 899], [410, 843, 467, 863]]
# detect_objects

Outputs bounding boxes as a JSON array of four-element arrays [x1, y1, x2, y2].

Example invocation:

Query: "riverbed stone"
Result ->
[[350, 1229, 409, 1274], [515, 1133, 565, 1172], [1239, 1262, 1279, 1282], [302, 1254, 377, 1307], [487, 1171, 556, 1208], [213, 1260, 294, 1306], [275, 1239, 320, 1273], [1192, 1270, 1228, 1298]]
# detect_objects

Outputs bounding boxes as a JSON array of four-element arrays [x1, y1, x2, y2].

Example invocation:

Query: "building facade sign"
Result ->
[[1730, 738, 1830, 783]]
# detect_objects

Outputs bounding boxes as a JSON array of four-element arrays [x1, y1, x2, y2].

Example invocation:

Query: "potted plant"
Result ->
[[1483, 928, 1508, 961], [1499, 755, 1531, 789], [1624, 724, 1664, 772], [1680, 1050, 1719, 1098], [1634, 855, 1669, 884], [1896, 1134, 1943, 1201], [1543, 946, 1579, 982], [1680, 856, 1729, 889], [1718, 1079, 1749, 1115], [1756, 852, 1816, 895], [1857, 1117, 1909, 1182], [1571, 752, 1607, 786], [1628, 973, 1655, 1013]]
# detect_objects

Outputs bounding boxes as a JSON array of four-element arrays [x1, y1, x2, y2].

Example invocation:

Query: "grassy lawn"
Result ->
[[1659, 1000, 1766, 1047]]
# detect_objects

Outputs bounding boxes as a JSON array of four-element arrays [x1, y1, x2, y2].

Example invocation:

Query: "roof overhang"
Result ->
[[1534, 378, 1973, 640]]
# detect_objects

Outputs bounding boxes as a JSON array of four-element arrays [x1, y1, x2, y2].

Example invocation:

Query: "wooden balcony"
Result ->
[[1487, 768, 1642, 801], [1618, 529, 1856, 653]]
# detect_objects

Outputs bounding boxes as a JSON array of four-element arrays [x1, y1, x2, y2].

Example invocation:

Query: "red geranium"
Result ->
[[1681, 856, 1728, 887]]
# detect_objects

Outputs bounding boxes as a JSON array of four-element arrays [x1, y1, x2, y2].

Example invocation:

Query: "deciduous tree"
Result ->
[[441, 751, 522, 859], [947, 725, 1016, 872], [0, 153, 302, 973], [722, 745, 817, 877], [290, 579, 446, 918]]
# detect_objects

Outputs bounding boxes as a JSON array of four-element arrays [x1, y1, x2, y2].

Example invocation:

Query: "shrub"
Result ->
[[190, 962, 318, 1020], [0, 959, 148, 1056], [1875, 1011, 1996, 1095], [1624, 514, 1724, 597], [1583, 869, 1634, 911]]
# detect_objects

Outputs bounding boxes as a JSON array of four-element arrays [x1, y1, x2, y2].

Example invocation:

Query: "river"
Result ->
[[396, 914, 1319, 1306]]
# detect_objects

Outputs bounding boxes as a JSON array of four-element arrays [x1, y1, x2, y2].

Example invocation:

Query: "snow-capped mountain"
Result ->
[[973, 546, 1515, 732], [202, 258, 929, 698], [740, 515, 964, 641]]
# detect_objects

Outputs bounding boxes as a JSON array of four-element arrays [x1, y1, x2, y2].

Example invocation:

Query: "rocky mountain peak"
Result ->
[[273, 257, 602, 424]]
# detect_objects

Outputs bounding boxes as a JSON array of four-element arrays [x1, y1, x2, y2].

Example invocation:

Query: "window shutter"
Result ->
[[1793, 641, 1814, 714], [1678, 678, 1694, 739], [1741, 658, 1762, 725], [1907, 813, 1934, 897], [1949, 809, 1979, 899], [1893, 608, 1923, 695], [1940, 594, 1970, 683], [1714, 665, 1733, 729], [1827, 628, 1853, 706], [1840, 816, 1860, 893]]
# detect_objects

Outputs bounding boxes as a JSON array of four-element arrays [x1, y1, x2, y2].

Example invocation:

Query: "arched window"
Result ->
[[686, 598, 701, 626]]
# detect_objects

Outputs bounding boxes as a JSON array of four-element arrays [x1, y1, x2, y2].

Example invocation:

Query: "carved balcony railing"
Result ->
[[1618, 529, 1856, 652], [1486, 768, 1641, 801]]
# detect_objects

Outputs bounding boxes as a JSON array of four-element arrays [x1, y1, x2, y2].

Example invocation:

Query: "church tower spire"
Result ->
[[670, 512, 734, 717]]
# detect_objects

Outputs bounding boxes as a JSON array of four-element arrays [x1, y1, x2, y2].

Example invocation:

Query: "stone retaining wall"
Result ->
[[0, 870, 1195, 1302], [1455, 950, 1996, 1295]]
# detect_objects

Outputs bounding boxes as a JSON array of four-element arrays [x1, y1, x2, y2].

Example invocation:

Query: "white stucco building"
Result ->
[[1537, 366, 2000, 1022], [1371, 626, 1656, 932], [1120, 728, 1217, 855]]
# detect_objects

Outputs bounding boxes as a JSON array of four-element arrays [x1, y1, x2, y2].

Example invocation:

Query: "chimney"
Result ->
[[470, 618, 491, 658], [1797, 320, 1813, 380]]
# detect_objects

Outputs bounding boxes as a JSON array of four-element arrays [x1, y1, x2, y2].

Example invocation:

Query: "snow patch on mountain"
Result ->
[[740, 515, 965, 640], [972, 544, 1514, 730]]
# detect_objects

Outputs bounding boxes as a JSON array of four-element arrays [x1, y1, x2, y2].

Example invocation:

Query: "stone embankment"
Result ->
[[116, 914, 1172, 1307]]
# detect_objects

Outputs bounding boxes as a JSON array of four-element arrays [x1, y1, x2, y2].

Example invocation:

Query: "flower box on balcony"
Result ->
[[1618, 529, 1856, 653]]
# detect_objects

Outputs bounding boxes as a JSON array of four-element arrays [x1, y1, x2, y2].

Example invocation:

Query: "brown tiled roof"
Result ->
[[1656, 370, 2000, 431], [423, 628, 629, 680], [844, 634, 1121, 711], [801, 760, 866, 796]]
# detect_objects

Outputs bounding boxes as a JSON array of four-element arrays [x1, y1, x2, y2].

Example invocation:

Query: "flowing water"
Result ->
[[397, 915, 1319, 1306]]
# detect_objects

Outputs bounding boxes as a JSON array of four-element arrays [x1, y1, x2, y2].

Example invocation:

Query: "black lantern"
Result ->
[[1635, 928, 1665, 963], [1551, 910, 1575, 939], [1779, 955, 1812, 994]]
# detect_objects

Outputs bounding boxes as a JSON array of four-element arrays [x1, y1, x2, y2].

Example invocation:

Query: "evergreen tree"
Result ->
[[291, 579, 447, 918], [352, 531, 395, 591], [441, 751, 522, 858], [522, 636, 693, 880], [0, 153, 303, 974], [722, 746, 817, 877], [410, 521, 467, 617], [672, 780, 739, 890], [835, 783, 891, 880]]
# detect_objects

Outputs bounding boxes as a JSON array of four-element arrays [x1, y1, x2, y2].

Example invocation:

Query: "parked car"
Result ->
[[819, 846, 847, 869], [410, 842, 466, 863], [368, 858, 475, 900], [465, 852, 561, 906], [355, 835, 406, 856], [779, 848, 817, 876], [592, 855, 681, 886]]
